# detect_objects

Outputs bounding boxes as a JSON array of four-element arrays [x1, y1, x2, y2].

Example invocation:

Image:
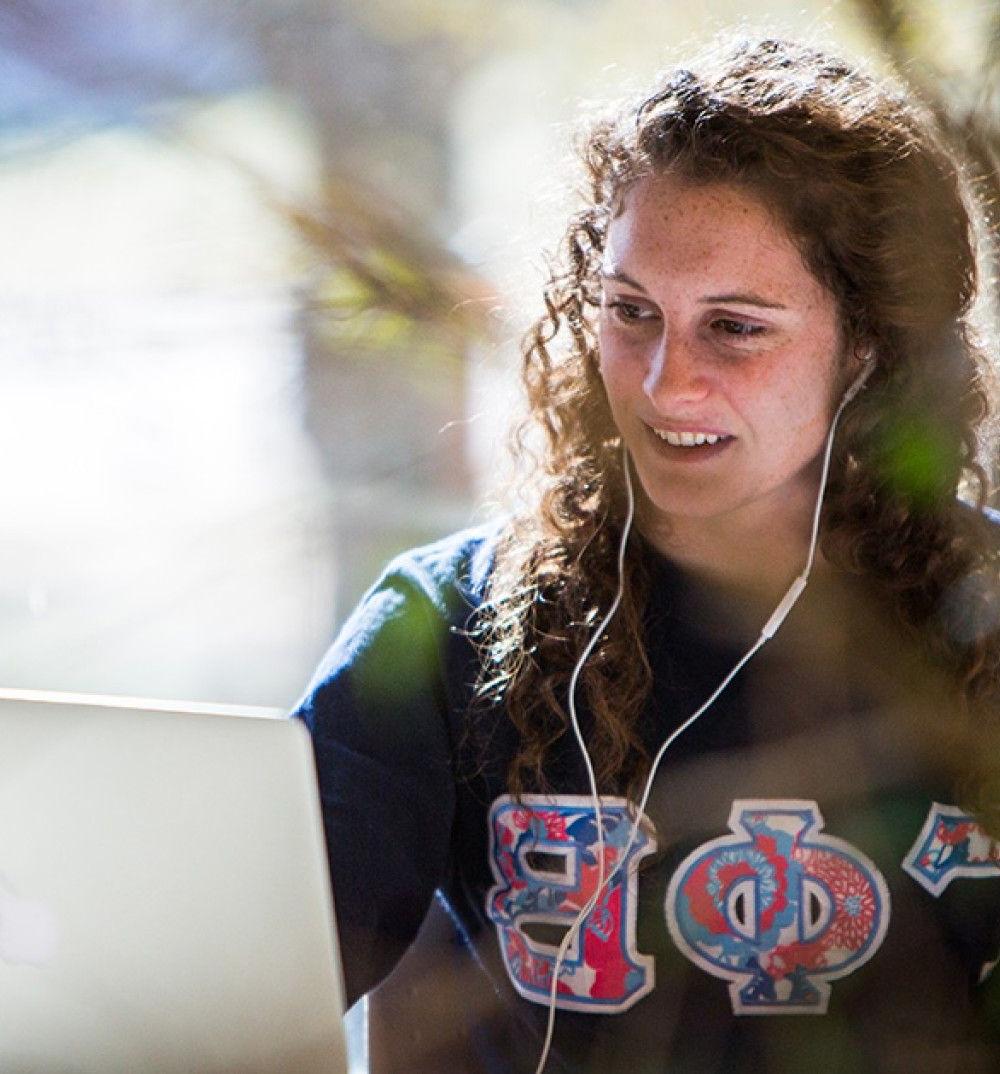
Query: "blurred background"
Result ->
[[3, 0, 998, 706], [2, 0, 999, 1066]]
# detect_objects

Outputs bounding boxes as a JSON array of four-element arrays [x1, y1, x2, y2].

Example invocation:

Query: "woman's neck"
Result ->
[[637, 493, 820, 606]]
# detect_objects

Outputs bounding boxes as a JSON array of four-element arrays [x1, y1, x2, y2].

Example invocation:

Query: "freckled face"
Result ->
[[598, 175, 845, 535]]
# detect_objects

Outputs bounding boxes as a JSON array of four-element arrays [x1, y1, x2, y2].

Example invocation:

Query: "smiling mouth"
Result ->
[[646, 425, 735, 451], [653, 428, 730, 447]]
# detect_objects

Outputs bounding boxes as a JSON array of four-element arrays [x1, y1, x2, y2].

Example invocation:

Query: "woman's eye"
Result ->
[[605, 300, 656, 324], [712, 317, 766, 338]]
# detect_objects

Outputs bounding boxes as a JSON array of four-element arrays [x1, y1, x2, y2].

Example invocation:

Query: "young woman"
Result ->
[[296, 35, 1000, 1073]]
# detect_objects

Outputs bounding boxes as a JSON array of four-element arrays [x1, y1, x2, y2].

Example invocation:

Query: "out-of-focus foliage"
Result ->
[[849, 0, 1000, 477], [851, 0, 1000, 259], [284, 171, 493, 356]]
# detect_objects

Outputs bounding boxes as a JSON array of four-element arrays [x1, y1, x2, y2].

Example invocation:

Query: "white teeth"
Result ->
[[653, 428, 724, 447]]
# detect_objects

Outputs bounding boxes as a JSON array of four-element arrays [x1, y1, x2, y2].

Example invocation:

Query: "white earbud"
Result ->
[[841, 350, 875, 406]]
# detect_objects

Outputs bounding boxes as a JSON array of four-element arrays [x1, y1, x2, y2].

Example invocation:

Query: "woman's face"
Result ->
[[598, 175, 847, 538]]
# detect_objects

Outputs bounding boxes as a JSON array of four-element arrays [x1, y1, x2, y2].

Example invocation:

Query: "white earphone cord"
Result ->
[[533, 359, 872, 1074]]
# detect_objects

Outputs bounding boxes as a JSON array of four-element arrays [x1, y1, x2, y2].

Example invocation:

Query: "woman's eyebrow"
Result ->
[[700, 292, 788, 310], [599, 268, 648, 292], [601, 272, 788, 311]]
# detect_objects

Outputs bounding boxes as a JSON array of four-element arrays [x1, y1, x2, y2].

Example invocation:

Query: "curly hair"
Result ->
[[472, 36, 1000, 829]]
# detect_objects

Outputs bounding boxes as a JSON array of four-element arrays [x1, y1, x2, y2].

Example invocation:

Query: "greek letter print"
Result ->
[[486, 795, 656, 1013], [902, 802, 1000, 897], [666, 800, 890, 1015]]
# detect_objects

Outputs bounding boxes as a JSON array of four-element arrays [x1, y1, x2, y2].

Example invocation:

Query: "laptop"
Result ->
[[0, 689, 348, 1074]]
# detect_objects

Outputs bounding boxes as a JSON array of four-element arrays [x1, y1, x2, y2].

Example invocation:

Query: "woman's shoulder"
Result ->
[[294, 521, 507, 718], [374, 518, 506, 621]]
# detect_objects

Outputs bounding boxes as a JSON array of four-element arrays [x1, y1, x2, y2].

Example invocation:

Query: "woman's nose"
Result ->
[[642, 333, 710, 409]]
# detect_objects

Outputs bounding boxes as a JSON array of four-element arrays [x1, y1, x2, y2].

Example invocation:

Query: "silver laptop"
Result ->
[[0, 691, 347, 1074]]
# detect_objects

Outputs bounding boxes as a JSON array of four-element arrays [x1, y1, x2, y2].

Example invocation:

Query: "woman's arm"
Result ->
[[293, 560, 458, 1006]]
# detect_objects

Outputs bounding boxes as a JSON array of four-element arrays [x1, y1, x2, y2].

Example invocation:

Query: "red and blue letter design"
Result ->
[[486, 795, 656, 1013], [486, 797, 999, 1014], [666, 800, 890, 1014], [902, 802, 1000, 897]]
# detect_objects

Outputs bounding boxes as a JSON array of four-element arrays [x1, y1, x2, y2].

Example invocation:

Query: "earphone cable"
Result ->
[[534, 363, 870, 1073]]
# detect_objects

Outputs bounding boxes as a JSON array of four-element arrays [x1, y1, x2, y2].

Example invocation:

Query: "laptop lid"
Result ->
[[0, 692, 347, 1074]]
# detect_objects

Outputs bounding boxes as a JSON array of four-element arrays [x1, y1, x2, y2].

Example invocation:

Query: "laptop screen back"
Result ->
[[0, 697, 347, 1074]]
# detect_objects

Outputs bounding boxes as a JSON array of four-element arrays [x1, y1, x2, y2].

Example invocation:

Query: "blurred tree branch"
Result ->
[[269, 170, 494, 352]]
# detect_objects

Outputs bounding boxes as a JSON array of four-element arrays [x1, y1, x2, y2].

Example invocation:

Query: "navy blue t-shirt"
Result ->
[[295, 525, 1000, 1073]]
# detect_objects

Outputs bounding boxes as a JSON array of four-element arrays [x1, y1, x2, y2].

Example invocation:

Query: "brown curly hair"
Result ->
[[473, 36, 1000, 829]]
